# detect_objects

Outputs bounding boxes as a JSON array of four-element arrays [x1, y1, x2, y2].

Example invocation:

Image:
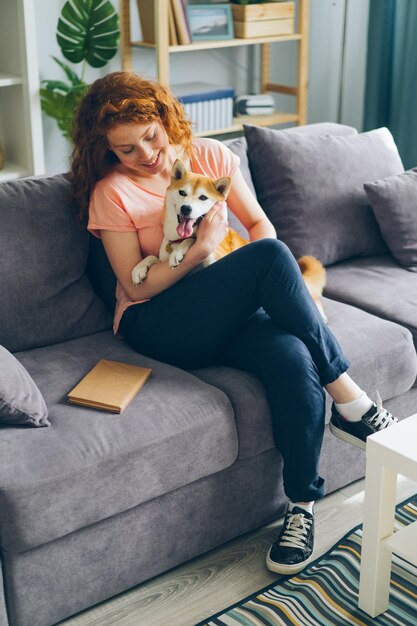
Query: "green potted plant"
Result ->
[[41, 0, 120, 140]]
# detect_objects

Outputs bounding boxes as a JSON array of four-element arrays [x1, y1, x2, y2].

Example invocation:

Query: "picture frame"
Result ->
[[186, 4, 234, 41]]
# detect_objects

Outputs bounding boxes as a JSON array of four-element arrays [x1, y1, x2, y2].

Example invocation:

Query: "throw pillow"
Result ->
[[244, 125, 404, 266], [0, 345, 50, 427], [364, 168, 417, 271]]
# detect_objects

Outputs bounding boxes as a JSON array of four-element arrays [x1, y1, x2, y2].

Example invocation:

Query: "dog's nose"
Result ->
[[180, 205, 192, 216]]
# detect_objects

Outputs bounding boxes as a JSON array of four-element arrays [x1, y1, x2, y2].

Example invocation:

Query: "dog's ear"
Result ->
[[214, 176, 232, 199], [171, 159, 187, 182]]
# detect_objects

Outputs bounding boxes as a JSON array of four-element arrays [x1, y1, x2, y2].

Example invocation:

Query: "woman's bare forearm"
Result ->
[[248, 219, 277, 241]]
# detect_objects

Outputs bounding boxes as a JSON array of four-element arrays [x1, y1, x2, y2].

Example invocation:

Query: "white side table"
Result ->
[[358, 413, 417, 617]]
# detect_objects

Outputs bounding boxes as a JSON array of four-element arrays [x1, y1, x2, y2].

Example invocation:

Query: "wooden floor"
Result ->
[[61, 475, 417, 626]]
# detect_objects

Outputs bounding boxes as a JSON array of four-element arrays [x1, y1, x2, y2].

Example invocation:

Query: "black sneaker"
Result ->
[[329, 393, 398, 450], [266, 506, 314, 575]]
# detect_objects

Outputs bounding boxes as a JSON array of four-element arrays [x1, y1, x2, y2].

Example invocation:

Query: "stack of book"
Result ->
[[137, 0, 191, 45], [173, 83, 235, 133]]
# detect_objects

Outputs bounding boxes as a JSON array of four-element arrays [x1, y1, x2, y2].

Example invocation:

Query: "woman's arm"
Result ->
[[226, 167, 277, 241], [100, 204, 228, 301]]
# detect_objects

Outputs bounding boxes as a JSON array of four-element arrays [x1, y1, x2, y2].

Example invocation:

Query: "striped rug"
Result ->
[[196, 494, 417, 626]]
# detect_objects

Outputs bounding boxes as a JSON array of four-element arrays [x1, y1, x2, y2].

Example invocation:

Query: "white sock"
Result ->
[[289, 501, 314, 515], [335, 391, 373, 422]]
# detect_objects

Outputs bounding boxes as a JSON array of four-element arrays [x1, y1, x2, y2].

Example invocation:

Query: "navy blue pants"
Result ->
[[120, 239, 350, 502]]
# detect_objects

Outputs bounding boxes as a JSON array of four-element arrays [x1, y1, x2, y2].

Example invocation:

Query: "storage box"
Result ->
[[232, 1, 294, 39], [173, 83, 235, 133]]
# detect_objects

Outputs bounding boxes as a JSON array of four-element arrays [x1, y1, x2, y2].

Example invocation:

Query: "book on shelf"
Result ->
[[173, 82, 235, 133], [168, 0, 178, 46], [67, 359, 152, 414], [171, 0, 191, 45], [136, 0, 180, 46]]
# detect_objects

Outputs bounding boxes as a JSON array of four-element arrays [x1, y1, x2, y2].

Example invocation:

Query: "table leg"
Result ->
[[358, 458, 397, 617]]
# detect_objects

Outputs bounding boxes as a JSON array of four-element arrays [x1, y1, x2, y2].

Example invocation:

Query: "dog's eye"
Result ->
[[199, 195, 208, 201], [178, 190, 187, 197]]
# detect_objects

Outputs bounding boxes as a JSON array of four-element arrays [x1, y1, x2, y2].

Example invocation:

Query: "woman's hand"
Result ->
[[194, 203, 228, 258]]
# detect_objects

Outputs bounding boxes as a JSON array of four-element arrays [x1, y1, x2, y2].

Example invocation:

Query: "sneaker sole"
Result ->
[[266, 547, 313, 575], [329, 421, 366, 451]]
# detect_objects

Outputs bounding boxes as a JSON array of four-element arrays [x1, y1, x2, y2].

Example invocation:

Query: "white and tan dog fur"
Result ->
[[131, 159, 232, 285]]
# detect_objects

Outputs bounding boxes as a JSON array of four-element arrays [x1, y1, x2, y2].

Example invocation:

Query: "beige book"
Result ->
[[67, 359, 152, 413], [171, 0, 191, 45], [169, 0, 178, 45]]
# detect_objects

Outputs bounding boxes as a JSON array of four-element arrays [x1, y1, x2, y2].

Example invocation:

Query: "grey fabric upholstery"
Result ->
[[0, 332, 238, 552], [0, 345, 49, 427], [0, 175, 112, 352], [325, 255, 417, 348], [365, 168, 417, 271], [243, 125, 404, 265]]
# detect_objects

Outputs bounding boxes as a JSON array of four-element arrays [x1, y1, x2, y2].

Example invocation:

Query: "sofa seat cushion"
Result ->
[[325, 255, 417, 350], [0, 332, 238, 553], [192, 298, 417, 459]]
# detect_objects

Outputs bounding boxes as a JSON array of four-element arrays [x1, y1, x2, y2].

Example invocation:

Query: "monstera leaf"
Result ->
[[57, 0, 119, 68], [41, 58, 88, 140], [41, 1, 119, 140]]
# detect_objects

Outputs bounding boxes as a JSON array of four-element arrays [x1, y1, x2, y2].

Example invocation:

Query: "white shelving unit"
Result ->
[[0, 0, 45, 183], [119, 0, 309, 136]]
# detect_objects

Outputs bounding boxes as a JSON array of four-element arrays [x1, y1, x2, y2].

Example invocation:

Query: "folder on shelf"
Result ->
[[67, 359, 152, 414]]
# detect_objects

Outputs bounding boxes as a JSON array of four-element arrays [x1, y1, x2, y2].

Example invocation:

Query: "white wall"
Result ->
[[35, 0, 369, 174]]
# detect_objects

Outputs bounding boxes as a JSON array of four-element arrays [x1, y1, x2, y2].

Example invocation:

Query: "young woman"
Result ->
[[70, 71, 398, 575]]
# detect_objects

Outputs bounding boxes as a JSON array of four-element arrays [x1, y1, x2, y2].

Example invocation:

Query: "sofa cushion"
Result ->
[[325, 255, 417, 351], [191, 296, 417, 459], [224, 122, 357, 203], [0, 345, 49, 427], [0, 174, 112, 352], [0, 331, 238, 552], [364, 168, 417, 271], [244, 125, 404, 266]]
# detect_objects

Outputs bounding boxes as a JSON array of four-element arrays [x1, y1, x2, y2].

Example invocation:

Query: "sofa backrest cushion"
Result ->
[[0, 174, 112, 352], [364, 168, 417, 272], [244, 125, 404, 266]]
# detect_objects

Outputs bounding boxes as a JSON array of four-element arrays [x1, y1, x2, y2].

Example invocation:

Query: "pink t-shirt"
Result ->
[[88, 137, 240, 335]]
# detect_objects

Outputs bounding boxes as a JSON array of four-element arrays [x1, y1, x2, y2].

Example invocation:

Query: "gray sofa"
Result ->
[[1, 122, 416, 626]]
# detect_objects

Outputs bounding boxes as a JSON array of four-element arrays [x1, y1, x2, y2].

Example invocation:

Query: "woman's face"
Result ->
[[106, 120, 171, 177]]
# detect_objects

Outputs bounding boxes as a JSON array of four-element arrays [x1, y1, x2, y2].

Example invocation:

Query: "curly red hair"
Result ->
[[70, 71, 193, 225]]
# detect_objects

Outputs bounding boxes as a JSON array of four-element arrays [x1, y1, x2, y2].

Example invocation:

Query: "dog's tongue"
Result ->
[[177, 217, 195, 239]]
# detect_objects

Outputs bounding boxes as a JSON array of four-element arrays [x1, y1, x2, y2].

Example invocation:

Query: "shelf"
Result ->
[[194, 112, 299, 137], [131, 33, 302, 53], [0, 71, 23, 87], [382, 521, 417, 567], [120, 0, 309, 133], [0, 162, 28, 183]]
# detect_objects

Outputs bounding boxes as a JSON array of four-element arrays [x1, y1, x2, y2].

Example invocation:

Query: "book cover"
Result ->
[[67, 359, 152, 414], [171, 0, 191, 45]]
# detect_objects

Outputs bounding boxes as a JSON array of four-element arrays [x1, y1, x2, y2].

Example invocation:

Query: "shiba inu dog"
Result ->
[[131, 159, 237, 284], [131, 159, 327, 322]]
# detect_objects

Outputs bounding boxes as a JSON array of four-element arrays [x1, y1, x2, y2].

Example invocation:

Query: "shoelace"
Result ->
[[367, 390, 398, 430], [279, 512, 312, 549]]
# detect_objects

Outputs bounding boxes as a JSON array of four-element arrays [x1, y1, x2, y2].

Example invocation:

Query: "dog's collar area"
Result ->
[[169, 235, 196, 245]]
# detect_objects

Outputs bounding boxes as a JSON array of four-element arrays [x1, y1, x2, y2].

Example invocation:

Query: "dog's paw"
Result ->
[[131, 263, 149, 285], [169, 249, 185, 268]]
